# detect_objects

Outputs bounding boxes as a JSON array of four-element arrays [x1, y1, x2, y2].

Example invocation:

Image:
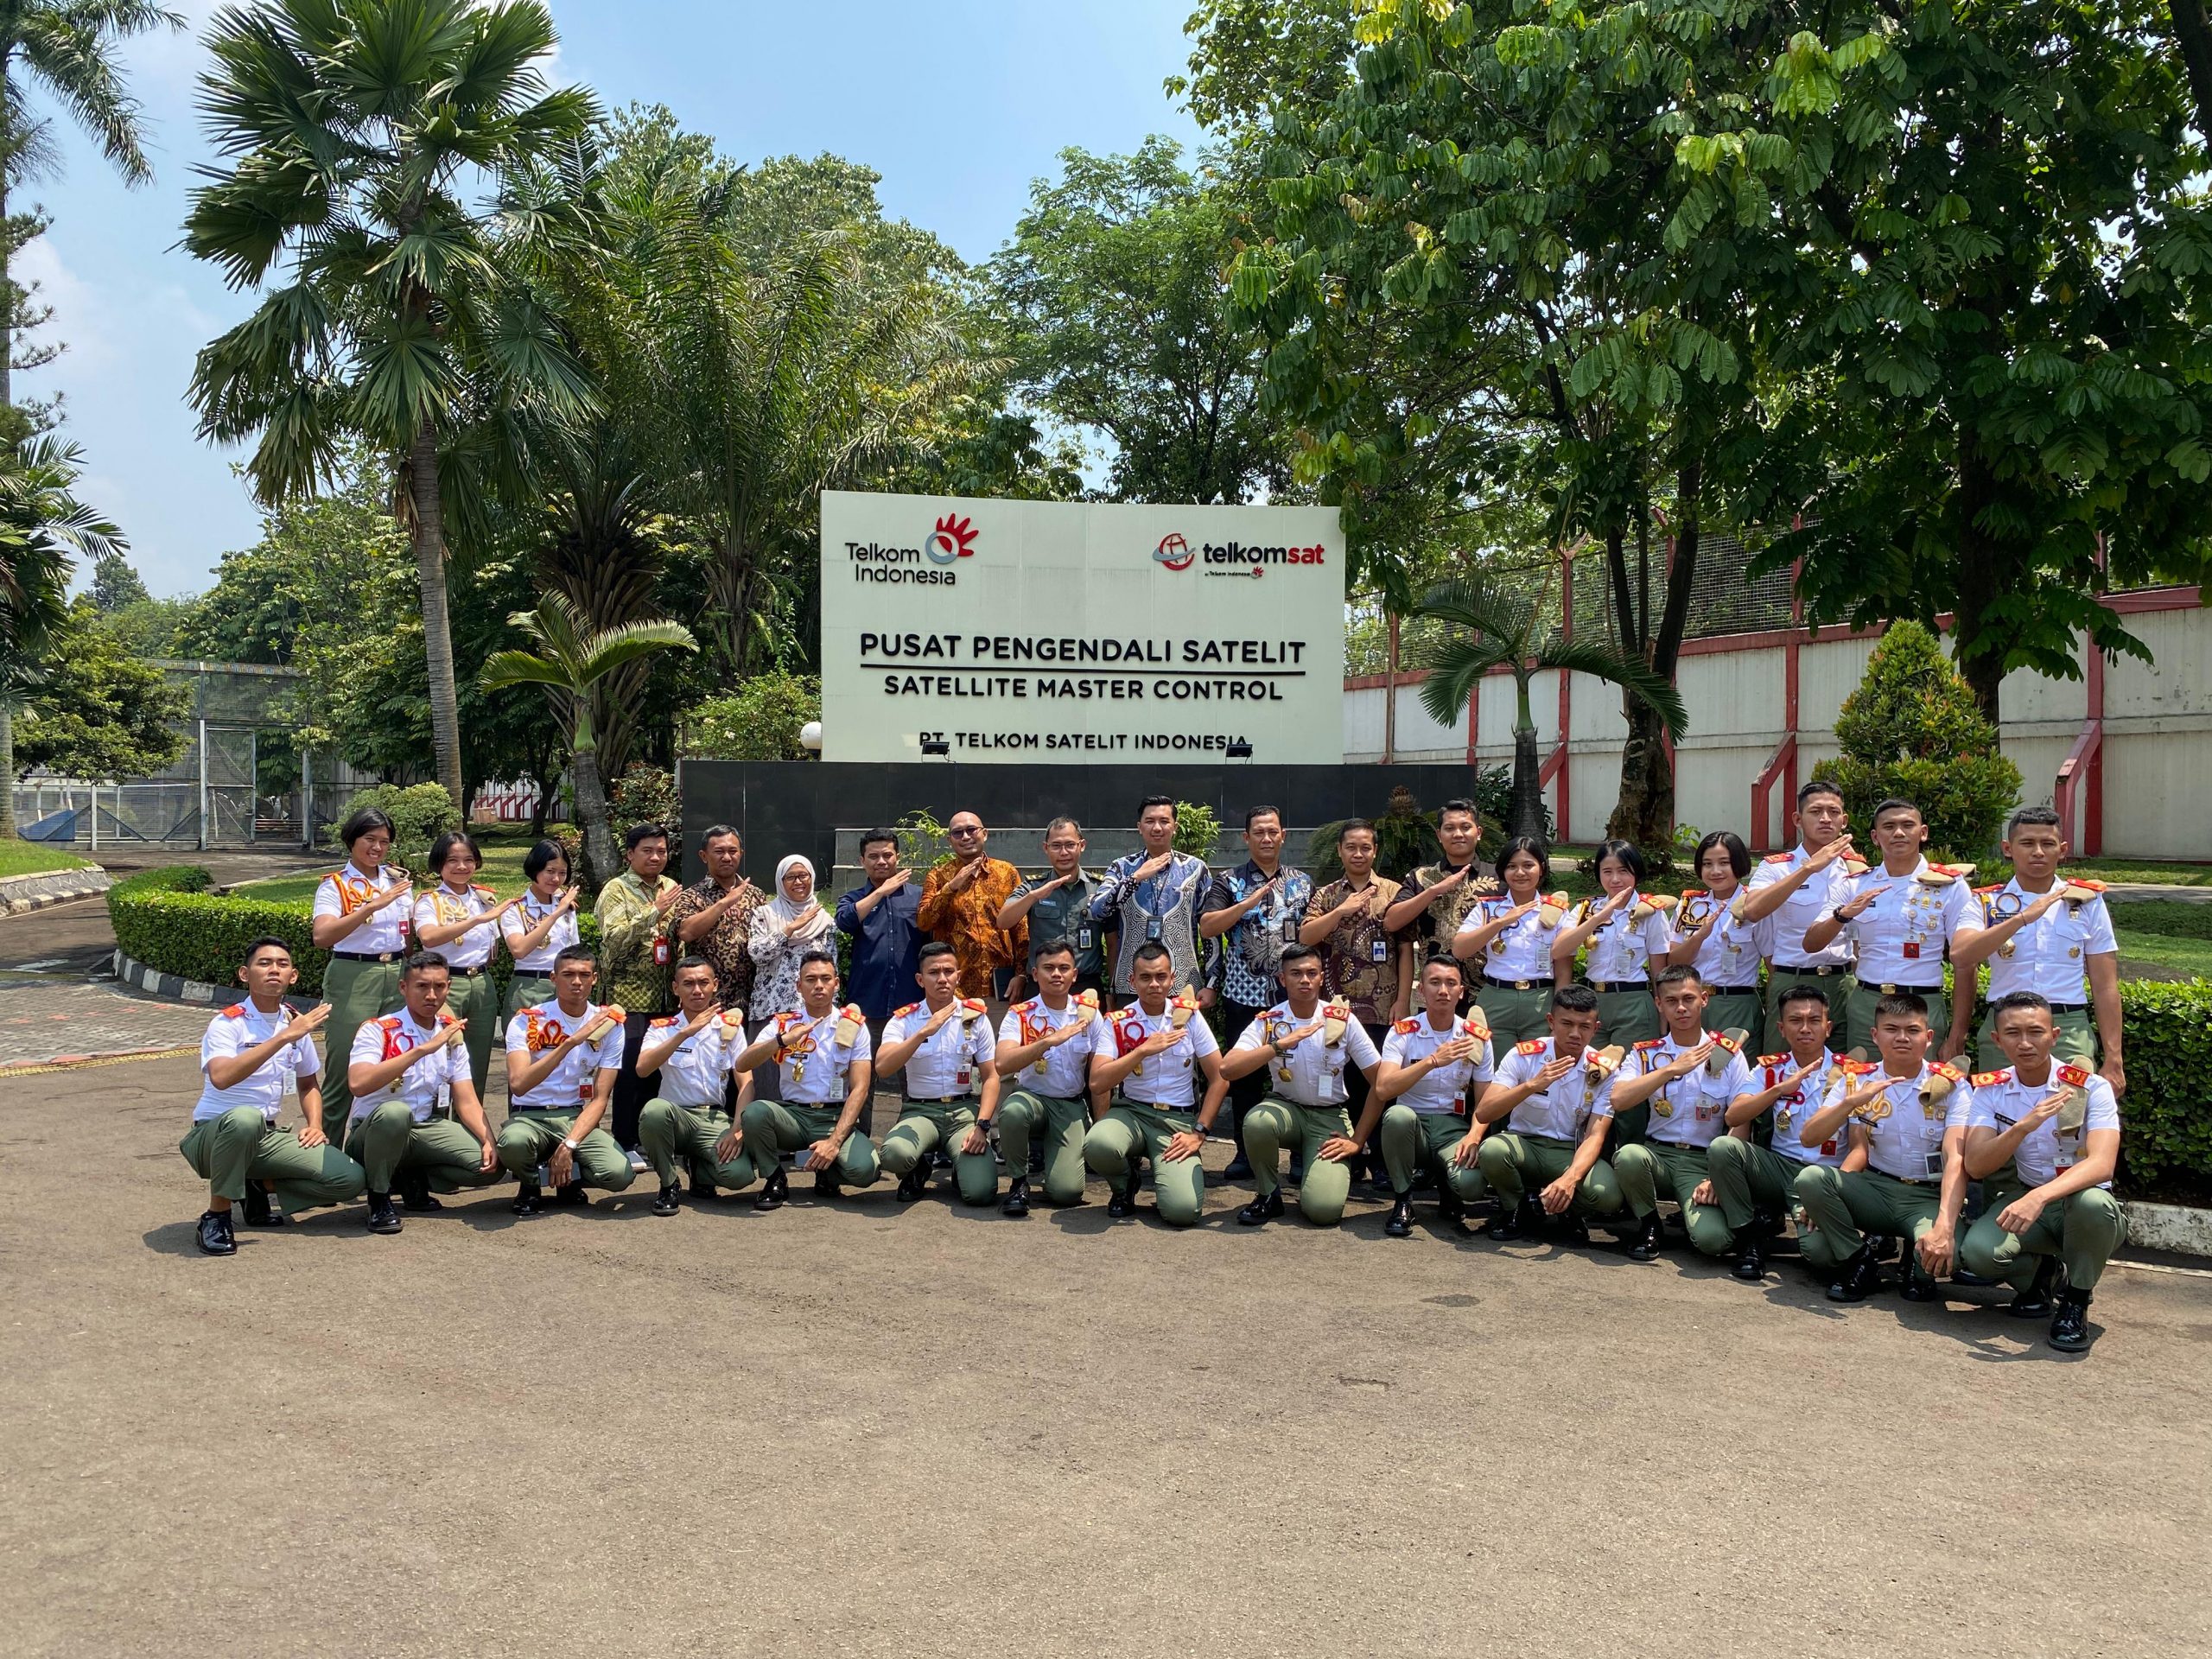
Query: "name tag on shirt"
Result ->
[[1370, 938, 1389, 963], [955, 1069, 971, 1090], [1077, 926, 1095, 950], [652, 938, 671, 965], [1924, 1149, 1943, 1179]]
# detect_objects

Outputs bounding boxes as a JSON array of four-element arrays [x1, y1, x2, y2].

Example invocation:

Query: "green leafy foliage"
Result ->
[[2110, 981, 2212, 1203], [16, 598, 189, 779], [326, 784, 461, 874], [1173, 801, 1221, 861], [685, 673, 822, 762], [607, 763, 679, 835], [892, 809, 950, 870], [1814, 622, 2022, 861]]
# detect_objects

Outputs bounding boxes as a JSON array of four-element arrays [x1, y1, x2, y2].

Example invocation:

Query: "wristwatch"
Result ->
[[560, 1137, 579, 1153]]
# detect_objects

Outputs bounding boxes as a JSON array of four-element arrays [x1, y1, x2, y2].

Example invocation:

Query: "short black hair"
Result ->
[[1278, 943, 1319, 968], [1694, 830, 1751, 881], [1437, 798, 1479, 823], [1421, 953, 1464, 978], [1796, 779, 1846, 809], [1031, 938, 1077, 963], [337, 806, 395, 850], [1777, 984, 1834, 1016], [857, 828, 898, 855], [624, 822, 669, 852], [428, 830, 481, 874], [1991, 989, 2055, 1023], [400, 950, 450, 978], [554, 942, 597, 969], [1653, 963, 1703, 994], [798, 949, 839, 972], [1497, 835, 1551, 889], [1243, 804, 1282, 830], [918, 940, 957, 965], [1042, 817, 1083, 840], [1873, 991, 1929, 1024], [1870, 797, 1923, 827], [672, 955, 716, 977], [1592, 839, 1647, 883], [1131, 940, 1173, 968], [1549, 983, 1599, 1014], [1337, 817, 1376, 844], [523, 838, 570, 881], [702, 823, 742, 848], [239, 935, 293, 965], [2005, 805, 2063, 837], [1137, 795, 1176, 817]]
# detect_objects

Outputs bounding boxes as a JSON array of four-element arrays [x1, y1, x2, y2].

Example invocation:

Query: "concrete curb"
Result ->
[[0, 865, 111, 915], [2123, 1201, 2212, 1260], [112, 948, 228, 1007]]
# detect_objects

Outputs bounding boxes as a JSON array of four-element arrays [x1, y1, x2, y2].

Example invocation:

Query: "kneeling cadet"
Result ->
[[344, 950, 501, 1234]]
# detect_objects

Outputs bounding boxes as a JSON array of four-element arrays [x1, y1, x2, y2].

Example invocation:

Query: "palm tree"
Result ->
[[0, 434, 121, 834], [480, 593, 695, 888], [0, 1, 183, 419], [1414, 569, 1688, 843], [183, 0, 598, 810]]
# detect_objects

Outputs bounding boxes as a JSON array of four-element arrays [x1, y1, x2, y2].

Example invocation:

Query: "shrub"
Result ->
[[328, 782, 461, 873], [1173, 800, 1221, 862], [892, 809, 950, 870], [2111, 979, 2212, 1205], [608, 763, 680, 839], [1307, 785, 1443, 883], [1814, 622, 2022, 861], [686, 671, 822, 761]]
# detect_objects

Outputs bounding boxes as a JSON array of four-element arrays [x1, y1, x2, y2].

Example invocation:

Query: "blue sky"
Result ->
[[29, 0, 1205, 598]]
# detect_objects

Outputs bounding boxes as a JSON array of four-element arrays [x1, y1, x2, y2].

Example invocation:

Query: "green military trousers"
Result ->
[[1592, 986, 1660, 1048], [1974, 1006, 2095, 1073], [442, 969, 499, 1096], [1379, 1106, 1486, 1206], [881, 1099, 998, 1205], [1084, 1098, 1205, 1227], [637, 1098, 758, 1192], [181, 1108, 365, 1214], [493, 1109, 637, 1192], [1473, 982, 1552, 1046], [734, 1098, 881, 1189], [1702, 989, 1765, 1061], [1244, 1096, 1355, 1224], [994, 1088, 1090, 1205], [343, 1103, 501, 1195], [1764, 967, 1853, 1050], [1703, 1136, 1846, 1270], [318, 955, 403, 1140], [1614, 1138, 1733, 1255], [1476, 1131, 1624, 1217], [1794, 1165, 1940, 1260], [1959, 1179, 2124, 1291]]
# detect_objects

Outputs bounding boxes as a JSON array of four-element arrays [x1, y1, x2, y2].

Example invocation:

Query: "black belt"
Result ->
[[2044, 1001, 2087, 1014], [510, 969, 553, 981], [670, 1102, 734, 1117], [1484, 975, 1554, 991], [1588, 980, 1648, 995], [449, 964, 486, 978], [905, 1095, 979, 1106], [1870, 981, 1943, 995], [1708, 982, 1760, 994], [1773, 963, 1847, 977], [333, 950, 401, 964], [1878, 1171, 1939, 1187]]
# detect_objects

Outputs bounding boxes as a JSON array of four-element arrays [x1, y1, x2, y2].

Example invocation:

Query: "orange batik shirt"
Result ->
[[916, 856, 1027, 997]]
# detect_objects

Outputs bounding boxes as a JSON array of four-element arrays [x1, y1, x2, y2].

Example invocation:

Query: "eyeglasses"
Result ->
[[950, 825, 983, 836]]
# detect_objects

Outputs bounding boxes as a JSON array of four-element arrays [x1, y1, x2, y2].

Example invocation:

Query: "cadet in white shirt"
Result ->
[[1736, 780, 1860, 1037], [1217, 943, 1382, 1230], [1550, 839, 1672, 1047], [344, 950, 499, 1234], [1452, 836, 1561, 1044], [1665, 831, 1771, 1059], [875, 942, 1005, 1207], [409, 830, 518, 1094], [1608, 966, 1755, 1262], [1363, 954, 1493, 1237], [496, 944, 636, 1214], [1950, 805, 2124, 1086], [1958, 991, 2124, 1353], [634, 957, 755, 1217], [730, 950, 882, 1209], [1084, 941, 1228, 1228], [181, 937, 363, 1255], [993, 939, 1101, 1215], [308, 806, 416, 1141], [1802, 798, 1975, 1055], [499, 838, 582, 1019], [1472, 985, 1627, 1243], [1790, 992, 1973, 1304], [1709, 984, 1863, 1283]]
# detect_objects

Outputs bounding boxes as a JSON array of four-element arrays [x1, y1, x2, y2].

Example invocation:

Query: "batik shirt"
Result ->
[[1307, 876, 1409, 1026], [1091, 849, 1213, 995], [595, 870, 678, 1014], [1202, 860, 1313, 1008], [667, 878, 764, 1009], [1403, 861, 1500, 957], [917, 856, 1026, 997]]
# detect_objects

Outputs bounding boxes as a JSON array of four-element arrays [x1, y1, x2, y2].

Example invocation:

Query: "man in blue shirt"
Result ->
[[836, 829, 924, 1125], [1201, 804, 1312, 1179], [1091, 795, 1214, 1006]]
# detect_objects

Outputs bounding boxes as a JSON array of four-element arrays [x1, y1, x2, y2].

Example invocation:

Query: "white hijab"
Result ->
[[772, 855, 834, 942]]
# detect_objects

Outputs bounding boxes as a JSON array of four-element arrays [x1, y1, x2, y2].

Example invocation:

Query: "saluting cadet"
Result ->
[[1452, 836, 1561, 1045], [1364, 955, 1493, 1238], [594, 823, 683, 1154], [875, 941, 1004, 1206], [998, 817, 1110, 995], [344, 950, 499, 1234], [1084, 940, 1227, 1227], [181, 938, 362, 1255], [731, 951, 882, 1209], [308, 807, 414, 1141], [1736, 780, 1860, 1034], [1710, 984, 1862, 1283], [1802, 798, 1975, 1055], [1665, 831, 1770, 1058], [1951, 806, 2124, 1088], [634, 957, 755, 1217], [1790, 992, 1973, 1304], [1550, 839, 1671, 1048], [1606, 966, 1753, 1262], [410, 831, 514, 1094], [495, 944, 636, 1215], [500, 839, 582, 1020], [1382, 797, 1499, 986], [992, 939, 1101, 1215], [1201, 804, 1312, 1180], [1958, 991, 2123, 1352], [1090, 796, 1214, 1004], [1472, 984, 1627, 1243], [1217, 943, 1379, 1230]]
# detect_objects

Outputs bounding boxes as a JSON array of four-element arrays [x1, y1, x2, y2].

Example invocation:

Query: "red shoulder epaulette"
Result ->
[[959, 996, 987, 1014], [2057, 1062, 2093, 1086], [650, 1014, 681, 1029], [1757, 1052, 1786, 1067], [1392, 1016, 1420, 1035], [221, 1002, 247, 1018], [893, 1001, 919, 1019], [1970, 1068, 2011, 1088], [1974, 883, 2002, 896], [1762, 852, 1791, 864], [1012, 996, 1039, 1015], [375, 1014, 404, 1030], [1681, 888, 1709, 899], [1514, 1038, 1547, 1056], [1632, 1037, 1667, 1051], [1929, 1060, 1965, 1082], [470, 883, 495, 895]]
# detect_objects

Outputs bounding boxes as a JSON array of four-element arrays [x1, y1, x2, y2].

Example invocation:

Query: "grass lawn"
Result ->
[[230, 847, 536, 907], [2072, 857, 2212, 888], [2109, 900, 2212, 981], [0, 839, 94, 878]]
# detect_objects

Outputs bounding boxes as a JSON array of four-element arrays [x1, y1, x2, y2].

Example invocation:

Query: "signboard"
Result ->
[[819, 492, 1345, 765]]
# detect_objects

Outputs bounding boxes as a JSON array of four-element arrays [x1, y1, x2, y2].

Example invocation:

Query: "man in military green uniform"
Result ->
[[594, 822, 682, 1153], [992, 939, 1102, 1213], [997, 817, 1110, 995], [343, 950, 500, 1232]]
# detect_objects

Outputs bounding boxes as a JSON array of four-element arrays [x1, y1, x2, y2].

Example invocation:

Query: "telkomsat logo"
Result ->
[[1153, 532, 1195, 571]]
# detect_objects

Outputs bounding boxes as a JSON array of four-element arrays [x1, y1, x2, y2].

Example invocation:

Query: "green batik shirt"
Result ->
[[1011, 869, 1107, 978], [595, 870, 678, 1014]]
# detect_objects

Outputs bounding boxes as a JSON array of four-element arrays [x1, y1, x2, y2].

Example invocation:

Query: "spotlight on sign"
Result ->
[[1226, 741, 1254, 759], [920, 739, 951, 758]]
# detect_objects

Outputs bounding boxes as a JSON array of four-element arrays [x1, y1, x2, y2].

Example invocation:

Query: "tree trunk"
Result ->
[[1951, 434, 2007, 725], [571, 742, 617, 892], [0, 703, 15, 839], [1510, 674, 1546, 842], [1608, 465, 1705, 853], [2, 157, 12, 421], [407, 419, 466, 810], [2171, 0, 2212, 144]]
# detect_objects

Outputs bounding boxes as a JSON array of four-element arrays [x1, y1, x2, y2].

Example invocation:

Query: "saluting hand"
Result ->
[[877, 868, 913, 896], [653, 884, 683, 916], [1673, 1041, 1717, 1077], [1535, 1054, 1578, 1088], [1138, 1027, 1188, 1057], [1839, 885, 1887, 919], [1432, 1034, 1478, 1067], [281, 1003, 333, 1044], [1806, 834, 1855, 871], [1134, 850, 1174, 883], [1428, 866, 1470, 897], [372, 880, 413, 911], [556, 886, 582, 915], [437, 1019, 469, 1051]]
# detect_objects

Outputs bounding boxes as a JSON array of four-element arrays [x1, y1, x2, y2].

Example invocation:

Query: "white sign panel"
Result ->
[[819, 492, 1345, 766]]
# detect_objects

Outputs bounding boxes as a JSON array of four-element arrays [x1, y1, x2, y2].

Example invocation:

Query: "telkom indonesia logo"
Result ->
[[924, 514, 979, 565], [1153, 532, 1195, 571]]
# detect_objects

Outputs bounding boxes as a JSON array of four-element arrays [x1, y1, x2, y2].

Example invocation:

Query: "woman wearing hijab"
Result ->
[[749, 855, 838, 1019]]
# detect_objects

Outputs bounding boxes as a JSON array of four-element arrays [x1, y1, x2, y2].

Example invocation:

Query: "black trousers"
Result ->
[[1219, 998, 1274, 1163], [609, 1010, 666, 1151]]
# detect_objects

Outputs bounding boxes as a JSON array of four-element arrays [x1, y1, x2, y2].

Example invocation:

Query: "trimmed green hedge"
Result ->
[[2113, 980, 2212, 1205]]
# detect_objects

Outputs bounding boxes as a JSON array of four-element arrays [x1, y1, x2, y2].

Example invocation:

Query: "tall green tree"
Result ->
[[183, 0, 599, 808], [17, 595, 188, 777]]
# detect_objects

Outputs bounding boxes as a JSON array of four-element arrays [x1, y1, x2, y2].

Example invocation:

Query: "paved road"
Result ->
[[2, 1046, 2209, 1658]]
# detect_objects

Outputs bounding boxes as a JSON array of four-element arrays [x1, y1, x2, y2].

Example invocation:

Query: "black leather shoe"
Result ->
[[1898, 1266, 1940, 1303], [397, 1168, 442, 1211], [1732, 1230, 1769, 1281], [1236, 1189, 1284, 1227], [554, 1182, 590, 1208], [1001, 1175, 1031, 1217], [1557, 1212, 1591, 1247], [689, 1176, 715, 1201], [365, 1192, 403, 1235], [2006, 1255, 2062, 1318], [813, 1168, 842, 1199], [1627, 1213, 1665, 1261], [753, 1166, 789, 1211], [240, 1182, 288, 1228], [196, 1209, 236, 1255], [510, 1183, 543, 1217], [896, 1162, 930, 1203], [1436, 1187, 1465, 1227], [1221, 1157, 1254, 1181], [2048, 1288, 2093, 1352], [1107, 1173, 1141, 1218], [1826, 1246, 1882, 1302], [652, 1183, 681, 1217], [1384, 1192, 1415, 1238], [1027, 1146, 1045, 1174], [1866, 1232, 1898, 1263], [1486, 1195, 1535, 1240]]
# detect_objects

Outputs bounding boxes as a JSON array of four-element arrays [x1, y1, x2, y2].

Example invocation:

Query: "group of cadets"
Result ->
[[176, 785, 2129, 1354]]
